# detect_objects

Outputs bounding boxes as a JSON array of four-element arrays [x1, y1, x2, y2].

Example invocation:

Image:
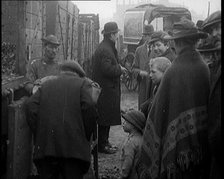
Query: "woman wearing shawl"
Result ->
[[136, 18, 210, 179]]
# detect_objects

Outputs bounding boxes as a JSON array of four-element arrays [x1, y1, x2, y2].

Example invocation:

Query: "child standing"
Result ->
[[120, 110, 146, 179]]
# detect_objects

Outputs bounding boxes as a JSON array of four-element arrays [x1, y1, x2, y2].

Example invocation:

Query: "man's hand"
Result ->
[[120, 65, 128, 74]]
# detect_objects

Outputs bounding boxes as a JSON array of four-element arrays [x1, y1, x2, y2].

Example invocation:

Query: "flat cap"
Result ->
[[60, 60, 86, 77], [41, 34, 60, 46], [122, 110, 146, 133], [149, 31, 168, 43]]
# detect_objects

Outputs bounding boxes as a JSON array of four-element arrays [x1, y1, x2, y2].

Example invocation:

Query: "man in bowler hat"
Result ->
[[132, 24, 154, 109], [25, 60, 97, 179], [92, 22, 127, 154], [25, 34, 61, 94], [136, 18, 210, 179]]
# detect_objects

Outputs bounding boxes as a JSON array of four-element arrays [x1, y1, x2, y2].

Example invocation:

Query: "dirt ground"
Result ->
[[85, 83, 138, 179]]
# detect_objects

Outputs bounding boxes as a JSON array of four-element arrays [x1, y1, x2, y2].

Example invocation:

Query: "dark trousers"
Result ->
[[98, 125, 110, 148], [35, 157, 89, 179]]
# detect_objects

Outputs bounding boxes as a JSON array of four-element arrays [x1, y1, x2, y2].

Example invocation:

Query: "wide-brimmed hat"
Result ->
[[163, 18, 208, 40], [60, 60, 86, 77], [101, 22, 120, 34], [122, 110, 146, 133], [41, 35, 60, 46], [201, 11, 221, 33], [148, 31, 168, 44], [142, 24, 154, 35], [197, 36, 221, 52]]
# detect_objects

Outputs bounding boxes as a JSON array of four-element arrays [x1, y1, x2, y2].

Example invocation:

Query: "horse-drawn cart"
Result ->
[[121, 3, 191, 91]]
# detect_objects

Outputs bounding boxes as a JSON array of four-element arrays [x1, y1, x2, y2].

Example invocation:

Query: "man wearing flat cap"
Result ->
[[200, 10, 221, 179], [25, 34, 61, 94], [149, 31, 176, 62], [92, 22, 127, 154], [137, 18, 211, 179], [25, 60, 97, 178], [132, 24, 154, 109]]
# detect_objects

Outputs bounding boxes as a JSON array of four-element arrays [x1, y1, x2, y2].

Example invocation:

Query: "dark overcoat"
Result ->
[[25, 72, 95, 172], [92, 38, 122, 126], [132, 43, 150, 108], [208, 59, 221, 179]]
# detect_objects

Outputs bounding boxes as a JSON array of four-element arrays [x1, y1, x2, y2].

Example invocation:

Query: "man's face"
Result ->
[[149, 64, 164, 85], [111, 32, 119, 42], [211, 23, 221, 41], [153, 41, 168, 56], [44, 43, 59, 60]]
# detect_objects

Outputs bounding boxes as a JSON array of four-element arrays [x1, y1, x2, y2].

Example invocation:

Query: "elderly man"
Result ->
[[136, 18, 210, 179], [201, 10, 221, 179], [25, 60, 97, 179], [132, 24, 154, 109], [25, 34, 61, 94], [140, 57, 171, 118], [92, 22, 127, 154]]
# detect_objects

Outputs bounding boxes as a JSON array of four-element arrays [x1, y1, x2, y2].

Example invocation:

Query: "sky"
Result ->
[[73, 0, 221, 20]]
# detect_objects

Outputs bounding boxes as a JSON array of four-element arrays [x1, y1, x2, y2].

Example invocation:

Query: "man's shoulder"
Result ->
[[95, 42, 113, 56], [136, 44, 145, 51]]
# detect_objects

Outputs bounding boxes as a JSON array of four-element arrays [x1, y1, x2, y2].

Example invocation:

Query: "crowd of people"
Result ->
[[24, 10, 221, 179]]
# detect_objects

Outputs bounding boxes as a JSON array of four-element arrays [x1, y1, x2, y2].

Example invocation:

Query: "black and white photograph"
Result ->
[[1, 0, 221, 178]]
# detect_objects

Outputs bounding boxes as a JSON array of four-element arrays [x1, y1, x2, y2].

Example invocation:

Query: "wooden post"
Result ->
[[16, 1, 26, 75]]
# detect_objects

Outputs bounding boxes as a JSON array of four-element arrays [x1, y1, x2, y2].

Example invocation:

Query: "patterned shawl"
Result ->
[[136, 47, 210, 179]]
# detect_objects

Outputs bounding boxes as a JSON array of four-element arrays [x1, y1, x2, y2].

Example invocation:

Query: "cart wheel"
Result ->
[[123, 52, 135, 71], [122, 52, 138, 91], [124, 71, 138, 91]]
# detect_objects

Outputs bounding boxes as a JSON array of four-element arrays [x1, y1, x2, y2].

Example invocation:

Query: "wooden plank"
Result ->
[[67, 1, 74, 15], [45, 1, 57, 35], [16, 1, 26, 75], [32, 44, 42, 59], [25, 12, 43, 31], [25, 1, 41, 15], [8, 1, 18, 6], [7, 97, 32, 179], [25, 29, 42, 43]]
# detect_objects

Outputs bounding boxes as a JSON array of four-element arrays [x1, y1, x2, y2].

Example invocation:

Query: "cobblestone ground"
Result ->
[[84, 83, 138, 179]]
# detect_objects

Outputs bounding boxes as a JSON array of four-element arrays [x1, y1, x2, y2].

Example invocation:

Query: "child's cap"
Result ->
[[122, 110, 146, 133]]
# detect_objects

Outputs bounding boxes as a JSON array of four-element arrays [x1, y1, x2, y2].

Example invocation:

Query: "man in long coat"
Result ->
[[132, 24, 154, 109], [25, 60, 97, 179], [201, 10, 221, 179], [92, 22, 127, 154], [136, 18, 210, 179]]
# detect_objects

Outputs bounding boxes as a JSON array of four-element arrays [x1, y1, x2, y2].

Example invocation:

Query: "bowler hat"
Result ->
[[148, 31, 168, 44], [164, 18, 208, 40], [197, 36, 221, 52], [41, 35, 60, 46], [142, 24, 154, 35], [122, 110, 146, 133], [101, 22, 120, 34], [201, 11, 221, 32], [60, 60, 86, 77]]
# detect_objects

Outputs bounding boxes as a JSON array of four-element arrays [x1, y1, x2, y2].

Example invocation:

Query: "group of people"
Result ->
[[24, 10, 221, 179]]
